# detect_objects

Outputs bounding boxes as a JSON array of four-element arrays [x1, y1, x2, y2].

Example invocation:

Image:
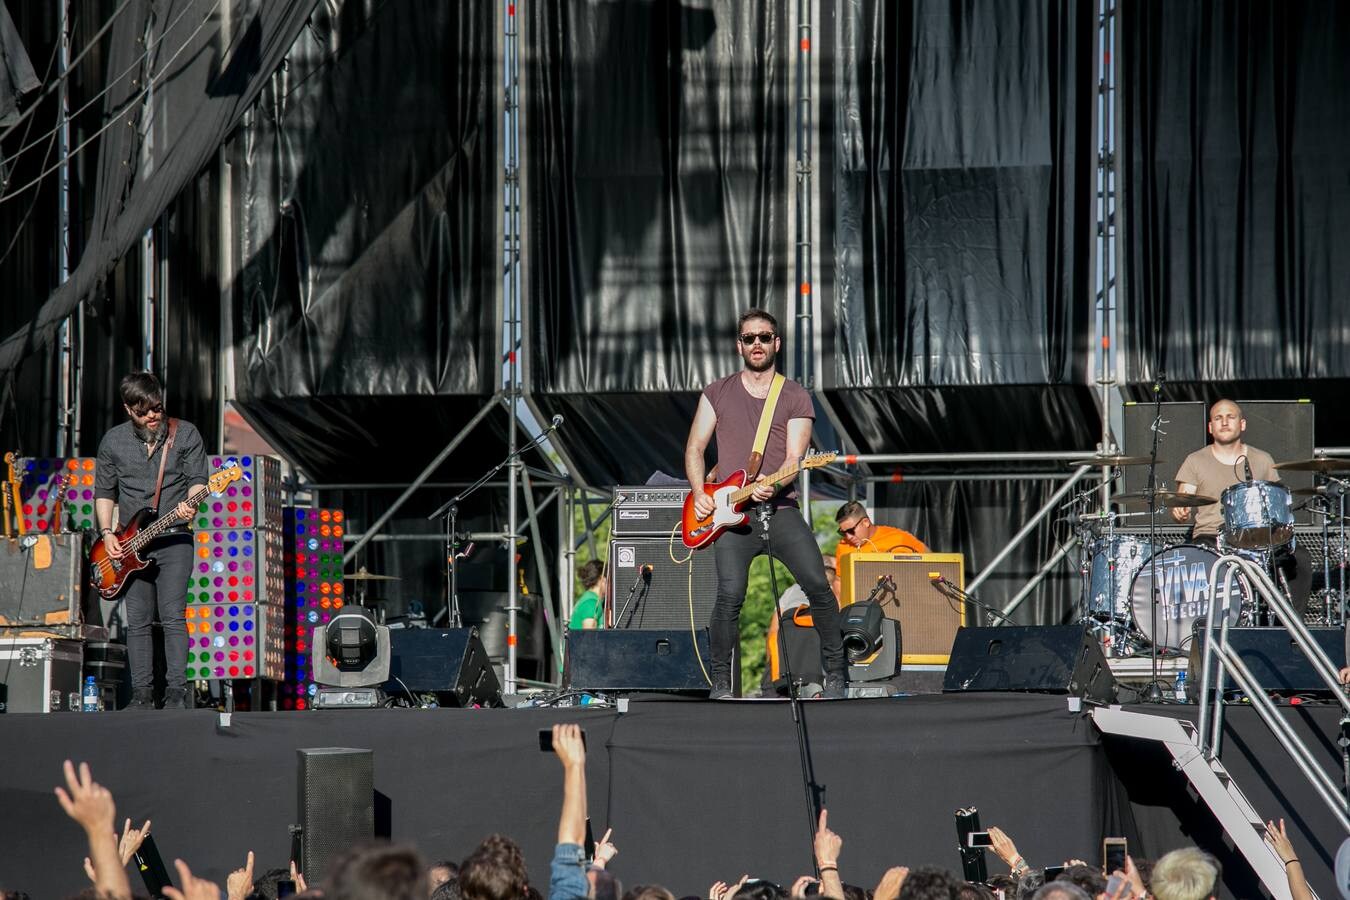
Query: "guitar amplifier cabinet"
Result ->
[[0, 637, 84, 712], [610, 486, 689, 538], [607, 537, 718, 629], [0, 534, 84, 626], [838, 552, 966, 665]]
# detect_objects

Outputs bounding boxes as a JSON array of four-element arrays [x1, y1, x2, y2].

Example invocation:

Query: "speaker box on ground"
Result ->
[[297, 748, 373, 883], [608, 537, 717, 629], [565, 628, 714, 693], [943, 625, 1117, 704], [836, 553, 965, 664], [385, 627, 501, 707], [1187, 626, 1343, 696]]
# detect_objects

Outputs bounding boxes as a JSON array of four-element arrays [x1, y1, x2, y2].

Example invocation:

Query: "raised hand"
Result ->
[[163, 858, 222, 900], [118, 818, 152, 865], [552, 723, 586, 769], [290, 859, 308, 894], [789, 876, 819, 899], [813, 808, 841, 868], [873, 866, 909, 900], [226, 850, 255, 900], [55, 760, 116, 835], [988, 827, 1024, 872], [593, 827, 618, 868]]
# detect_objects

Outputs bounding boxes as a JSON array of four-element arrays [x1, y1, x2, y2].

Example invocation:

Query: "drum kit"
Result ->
[[1065, 453, 1350, 658]]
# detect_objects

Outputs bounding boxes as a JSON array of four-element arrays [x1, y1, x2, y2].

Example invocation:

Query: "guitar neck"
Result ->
[[728, 459, 804, 505], [124, 485, 206, 553]]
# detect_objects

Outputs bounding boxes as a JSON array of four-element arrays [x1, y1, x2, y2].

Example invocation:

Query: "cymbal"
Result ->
[[1274, 457, 1350, 473], [1067, 455, 1160, 467], [346, 566, 401, 582], [1113, 490, 1217, 508]]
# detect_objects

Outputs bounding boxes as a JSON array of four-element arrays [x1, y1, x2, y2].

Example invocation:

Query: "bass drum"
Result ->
[[1129, 543, 1247, 651]]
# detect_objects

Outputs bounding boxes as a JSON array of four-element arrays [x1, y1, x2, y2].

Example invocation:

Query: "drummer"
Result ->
[[1172, 399, 1309, 611]]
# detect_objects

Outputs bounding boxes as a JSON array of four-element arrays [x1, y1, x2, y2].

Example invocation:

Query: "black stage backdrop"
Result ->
[[230, 0, 501, 484], [820, 0, 1097, 453], [0, 696, 1123, 898], [523, 0, 792, 486], [1119, 1, 1350, 443]]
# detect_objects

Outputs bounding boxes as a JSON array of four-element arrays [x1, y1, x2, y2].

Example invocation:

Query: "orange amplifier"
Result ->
[[838, 552, 966, 665]]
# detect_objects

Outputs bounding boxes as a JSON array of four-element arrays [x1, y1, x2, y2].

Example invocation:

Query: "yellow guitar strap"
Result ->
[[745, 373, 786, 479]]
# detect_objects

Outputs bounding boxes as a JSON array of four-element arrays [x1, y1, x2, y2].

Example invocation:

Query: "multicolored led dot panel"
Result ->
[[183, 602, 285, 680], [13, 457, 98, 533], [281, 507, 346, 710]]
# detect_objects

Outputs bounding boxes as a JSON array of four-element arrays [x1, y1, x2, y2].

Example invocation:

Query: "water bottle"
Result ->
[[1174, 668, 1188, 702], [82, 676, 99, 713]]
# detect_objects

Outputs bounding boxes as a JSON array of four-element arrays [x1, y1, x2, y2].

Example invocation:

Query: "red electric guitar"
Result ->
[[89, 459, 246, 600], [681, 450, 837, 549]]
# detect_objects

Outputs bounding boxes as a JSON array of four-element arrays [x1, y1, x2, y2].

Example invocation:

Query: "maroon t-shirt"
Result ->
[[702, 371, 815, 503]]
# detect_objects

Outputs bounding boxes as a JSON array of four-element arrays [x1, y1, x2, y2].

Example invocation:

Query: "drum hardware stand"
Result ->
[[1142, 374, 1167, 702]]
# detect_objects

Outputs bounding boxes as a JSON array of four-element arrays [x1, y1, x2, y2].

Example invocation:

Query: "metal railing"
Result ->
[[1196, 553, 1350, 832]]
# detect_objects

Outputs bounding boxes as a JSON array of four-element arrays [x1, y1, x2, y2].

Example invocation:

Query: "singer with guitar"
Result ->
[[1171, 399, 1311, 613], [684, 308, 848, 700], [94, 372, 209, 710]]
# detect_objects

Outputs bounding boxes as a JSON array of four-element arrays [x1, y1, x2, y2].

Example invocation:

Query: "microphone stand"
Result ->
[[614, 569, 650, 628], [931, 578, 1017, 627], [1143, 374, 1166, 702], [757, 501, 822, 874], [427, 418, 564, 628]]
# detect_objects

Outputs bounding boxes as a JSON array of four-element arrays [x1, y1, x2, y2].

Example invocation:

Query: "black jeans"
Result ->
[[122, 533, 194, 692], [711, 504, 845, 684]]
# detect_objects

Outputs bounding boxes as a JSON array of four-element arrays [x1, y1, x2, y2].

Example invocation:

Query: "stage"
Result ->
[[0, 694, 1342, 899]]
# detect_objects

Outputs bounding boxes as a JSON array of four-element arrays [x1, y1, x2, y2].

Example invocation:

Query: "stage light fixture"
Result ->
[[312, 606, 391, 690], [840, 600, 886, 662]]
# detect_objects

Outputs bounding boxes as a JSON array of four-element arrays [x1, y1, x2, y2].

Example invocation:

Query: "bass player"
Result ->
[[684, 309, 846, 699], [94, 372, 208, 709]]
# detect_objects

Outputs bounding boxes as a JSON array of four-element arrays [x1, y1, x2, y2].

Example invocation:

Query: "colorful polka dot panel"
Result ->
[[12, 457, 98, 533], [182, 602, 284, 681], [190, 455, 286, 606], [282, 506, 346, 710]]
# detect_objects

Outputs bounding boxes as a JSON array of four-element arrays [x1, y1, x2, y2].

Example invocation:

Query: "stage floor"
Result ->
[[0, 694, 1340, 899]]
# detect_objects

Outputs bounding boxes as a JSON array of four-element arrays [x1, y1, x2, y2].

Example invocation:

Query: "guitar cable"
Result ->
[[667, 521, 712, 686]]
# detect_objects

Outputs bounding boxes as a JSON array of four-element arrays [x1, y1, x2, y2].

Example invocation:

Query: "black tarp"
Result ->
[[231, 0, 503, 482], [820, 0, 1098, 454], [1119, 1, 1350, 444], [523, 0, 793, 486], [0, 0, 319, 379], [0, 0, 39, 126]]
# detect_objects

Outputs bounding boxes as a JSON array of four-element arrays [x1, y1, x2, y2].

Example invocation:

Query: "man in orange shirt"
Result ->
[[833, 500, 928, 575]]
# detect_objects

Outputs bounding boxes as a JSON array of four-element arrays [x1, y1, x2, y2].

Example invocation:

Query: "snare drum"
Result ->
[[1085, 536, 1156, 621], [1129, 543, 1247, 651], [1220, 480, 1294, 549]]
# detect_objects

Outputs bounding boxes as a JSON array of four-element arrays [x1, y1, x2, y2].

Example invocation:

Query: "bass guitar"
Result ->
[[89, 459, 246, 600], [681, 450, 837, 549]]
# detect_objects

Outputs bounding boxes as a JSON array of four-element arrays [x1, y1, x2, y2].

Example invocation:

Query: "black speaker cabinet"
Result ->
[[1235, 400, 1315, 523], [608, 537, 717, 629], [1188, 626, 1343, 696], [943, 625, 1116, 704], [1122, 401, 1207, 495], [385, 628, 501, 707], [565, 628, 713, 693], [297, 748, 373, 883]]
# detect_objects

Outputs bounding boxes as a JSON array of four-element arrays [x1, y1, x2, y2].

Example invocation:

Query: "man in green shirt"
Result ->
[[569, 559, 608, 630]]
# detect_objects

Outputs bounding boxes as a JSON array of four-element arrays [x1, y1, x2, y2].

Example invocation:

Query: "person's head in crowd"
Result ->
[[524, 886, 543, 900], [1054, 865, 1103, 899], [841, 884, 871, 900], [578, 560, 606, 593], [325, 841, 427, 900], [984, 875, 1017, 900], [433, 880, 464, 900], [1150, 848, 1219, 900], [957, 883, 994, 900], [835, 501, 878, 549], [429, 861, 459, 890], [460, 835, 528, 900], [898, 867, 960, 900], [621, 886, 675, 900], [1014, 869, 1045, 900], [591, 869, 623, 900], [246, 867, 294, 900], [1027, 884, 1089, 900], [732, 880, 788, 900]]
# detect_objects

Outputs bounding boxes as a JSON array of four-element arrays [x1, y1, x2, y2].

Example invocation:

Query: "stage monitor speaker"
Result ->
[[296, 748, 373, 883], [565, 628, 713, 693], [608, 537, 717, 629], [1235, 400, 1315, 524], [0, 534, 83, 625], [772, 611, 899, 688], [385, 627, 501, 707], [943, 625, 1116, 704], [1122, 401, 1206, 495], [837, 553, 965, 664], [1187, 626, 1343, 696]]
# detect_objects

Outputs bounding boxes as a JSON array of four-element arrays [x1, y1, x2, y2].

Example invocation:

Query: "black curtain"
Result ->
[[1120, 1, 1350, 443], [821, 0, 1097, 453], [524, 0, 791, 486], [232, 0, 501, 483]]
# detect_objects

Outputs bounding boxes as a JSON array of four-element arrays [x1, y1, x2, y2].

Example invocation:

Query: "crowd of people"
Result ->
[[14, 724, 1323, 900]]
